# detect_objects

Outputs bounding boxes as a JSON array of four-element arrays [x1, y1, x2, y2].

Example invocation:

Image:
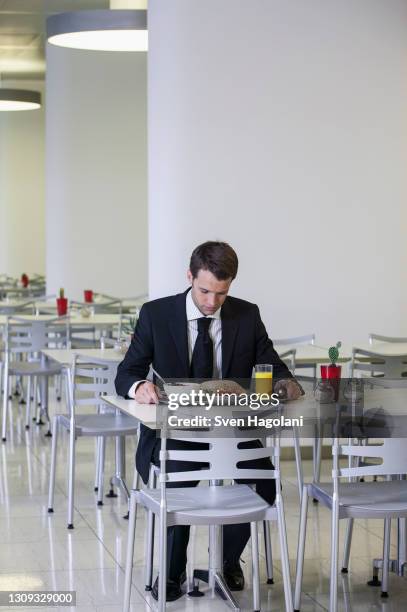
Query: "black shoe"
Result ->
[[223, 561, 245, 591], [151, 571, 186, 602]]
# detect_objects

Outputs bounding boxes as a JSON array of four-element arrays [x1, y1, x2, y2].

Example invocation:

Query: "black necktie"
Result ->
[[190, 317, 213, 379]]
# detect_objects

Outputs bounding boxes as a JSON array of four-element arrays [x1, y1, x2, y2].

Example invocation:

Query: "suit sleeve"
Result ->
[[114, 304, 154, 397], [254, 305, 293, 381]]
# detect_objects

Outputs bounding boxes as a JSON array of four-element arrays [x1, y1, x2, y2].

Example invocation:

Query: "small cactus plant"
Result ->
[[328, 341, 341, 365]]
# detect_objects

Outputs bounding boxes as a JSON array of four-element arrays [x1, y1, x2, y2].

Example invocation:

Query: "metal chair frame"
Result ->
[[295, 437, 407, 612], [47, 354, 138, 528], [123, 424, 294, 612]]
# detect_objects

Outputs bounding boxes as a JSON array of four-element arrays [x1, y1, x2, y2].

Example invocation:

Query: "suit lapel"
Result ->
[[221, 298, 239, 378], [168, 290, 190, 377]]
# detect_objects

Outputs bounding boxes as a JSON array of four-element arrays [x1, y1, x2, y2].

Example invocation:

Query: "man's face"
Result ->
[[187, 269, 232, 316]]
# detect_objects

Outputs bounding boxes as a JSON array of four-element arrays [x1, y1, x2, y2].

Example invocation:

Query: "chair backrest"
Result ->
[[369, 333, 407, 344], [274, 334, 315, 346], [4, 316, 70, 355], [279, 348, 296, 373], [159, 427, 279, 484], [333, 438, 407, 480], [351, 347, 407, 378], [70, 354, 118, 415]]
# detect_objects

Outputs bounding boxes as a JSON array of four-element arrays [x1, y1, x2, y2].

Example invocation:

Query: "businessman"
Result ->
[[115, 241, 302, 601]]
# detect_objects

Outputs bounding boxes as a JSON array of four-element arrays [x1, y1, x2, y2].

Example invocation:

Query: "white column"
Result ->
[[148, 0, 407, 344], [0, 80, 45, 277], [46, 45, 147, 300]]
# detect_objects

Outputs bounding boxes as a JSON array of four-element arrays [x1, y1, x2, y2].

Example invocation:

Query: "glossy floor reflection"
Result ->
[[0, 391, 406, 611]]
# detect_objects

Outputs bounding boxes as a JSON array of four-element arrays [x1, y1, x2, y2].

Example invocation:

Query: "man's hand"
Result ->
[[274, 378, 304, 400], [134, 381, 160, 404]]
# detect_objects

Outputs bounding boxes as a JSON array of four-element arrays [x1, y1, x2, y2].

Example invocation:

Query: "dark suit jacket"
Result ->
[[115, 288, 292, 483]]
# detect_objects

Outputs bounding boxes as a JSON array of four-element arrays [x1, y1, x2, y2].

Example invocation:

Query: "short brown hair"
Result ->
[[189, 241, 238, 280]]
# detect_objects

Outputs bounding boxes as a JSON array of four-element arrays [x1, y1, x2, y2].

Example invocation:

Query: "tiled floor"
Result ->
[[1, 390, 407, 611]]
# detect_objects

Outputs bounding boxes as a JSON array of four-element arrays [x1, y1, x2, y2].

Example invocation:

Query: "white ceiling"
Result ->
[[0, 0, 108, 80]]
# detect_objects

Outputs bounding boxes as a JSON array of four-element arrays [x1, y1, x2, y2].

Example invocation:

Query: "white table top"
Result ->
[[275, 343, 351, 364], [103, 383, 407, 430], [42, 348, 124, 366], [103, 395, 157, 426], [0, 313, 120, 328], [353, 342, 407, 358]]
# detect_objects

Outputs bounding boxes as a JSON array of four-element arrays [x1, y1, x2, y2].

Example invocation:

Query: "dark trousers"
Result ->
[[152, 438, 276, 581]]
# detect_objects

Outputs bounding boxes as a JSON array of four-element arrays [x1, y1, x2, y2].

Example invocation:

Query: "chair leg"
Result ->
[[48, 417, 59, 512], [293, 425, 303, 502], [2, 372, 9, 441], [25, 378, 32, 430], [294, 485, 309, 611], [94, 438, 101, 491], [123, 490, 138, 612], [329, 501, 340, 612], [67, 427, 76, 529], [276, 493, 294, 611], [158, 506, 167, 611], [145, 468, 156, 590], [341, 519, 354, 573], [263, 520, 274, 584], [251, 521, 261, 611], [313, 433, 322, 482], [381, 519, 391, 598], [97, 437, 106, 506]]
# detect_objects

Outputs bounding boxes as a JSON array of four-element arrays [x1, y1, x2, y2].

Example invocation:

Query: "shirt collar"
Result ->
[[186, 288, 221, 321]]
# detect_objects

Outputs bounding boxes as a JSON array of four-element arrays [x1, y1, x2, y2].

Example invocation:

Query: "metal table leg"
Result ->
[[189, 481, 240, 610]]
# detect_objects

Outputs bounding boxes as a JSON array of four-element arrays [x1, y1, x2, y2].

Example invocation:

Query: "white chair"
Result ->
[[350, 347, 407, 378], [123, 425, 294, 612], [1, 316, 69, 441], [47, 354, 139, 528], [294, 436, 407, 612], [275, 334, 316, 378]]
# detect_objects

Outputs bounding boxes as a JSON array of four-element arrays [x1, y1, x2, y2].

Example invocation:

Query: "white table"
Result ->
[[0, 313, 121, 328], [275, 343, 352, 365], [42, 347, 124, 366], [353, 342, 407, 357]]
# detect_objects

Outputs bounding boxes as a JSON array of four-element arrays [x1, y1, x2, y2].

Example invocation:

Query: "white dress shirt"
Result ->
[[128, 289, 222, 398]]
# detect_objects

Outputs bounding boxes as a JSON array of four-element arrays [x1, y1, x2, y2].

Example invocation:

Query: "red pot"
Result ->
[[56, 297, 68, 316], [84, 289, 93, 303], [320, 364, 341, 400], [21, 274, 29, 288]]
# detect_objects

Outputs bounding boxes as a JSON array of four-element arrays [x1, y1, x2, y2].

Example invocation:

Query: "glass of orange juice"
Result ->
[[254, 364, 273, 395]]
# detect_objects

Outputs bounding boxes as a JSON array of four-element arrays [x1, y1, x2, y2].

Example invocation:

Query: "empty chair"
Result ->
[[279, 348, 297, 374], [274, 334, 316, 377], [294, 436, 407, 612], [47, 354, 139, 528], [1, 316, 69, 441], [350, 347, 407, 378], [123, 423, 294, 612]]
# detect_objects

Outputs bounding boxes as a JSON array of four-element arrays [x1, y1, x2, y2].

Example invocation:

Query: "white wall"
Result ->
[[46, 46, 147, 300], [0, 80, 45, 276], [148, 0, 407, 346]]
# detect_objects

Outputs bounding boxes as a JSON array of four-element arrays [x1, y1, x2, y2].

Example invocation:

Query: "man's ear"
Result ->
[[187, 269, 193, 284]]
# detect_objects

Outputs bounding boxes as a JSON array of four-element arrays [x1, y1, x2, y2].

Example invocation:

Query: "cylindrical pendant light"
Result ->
[[47, 9, 148, 52], [0, 89, 41, 111]]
